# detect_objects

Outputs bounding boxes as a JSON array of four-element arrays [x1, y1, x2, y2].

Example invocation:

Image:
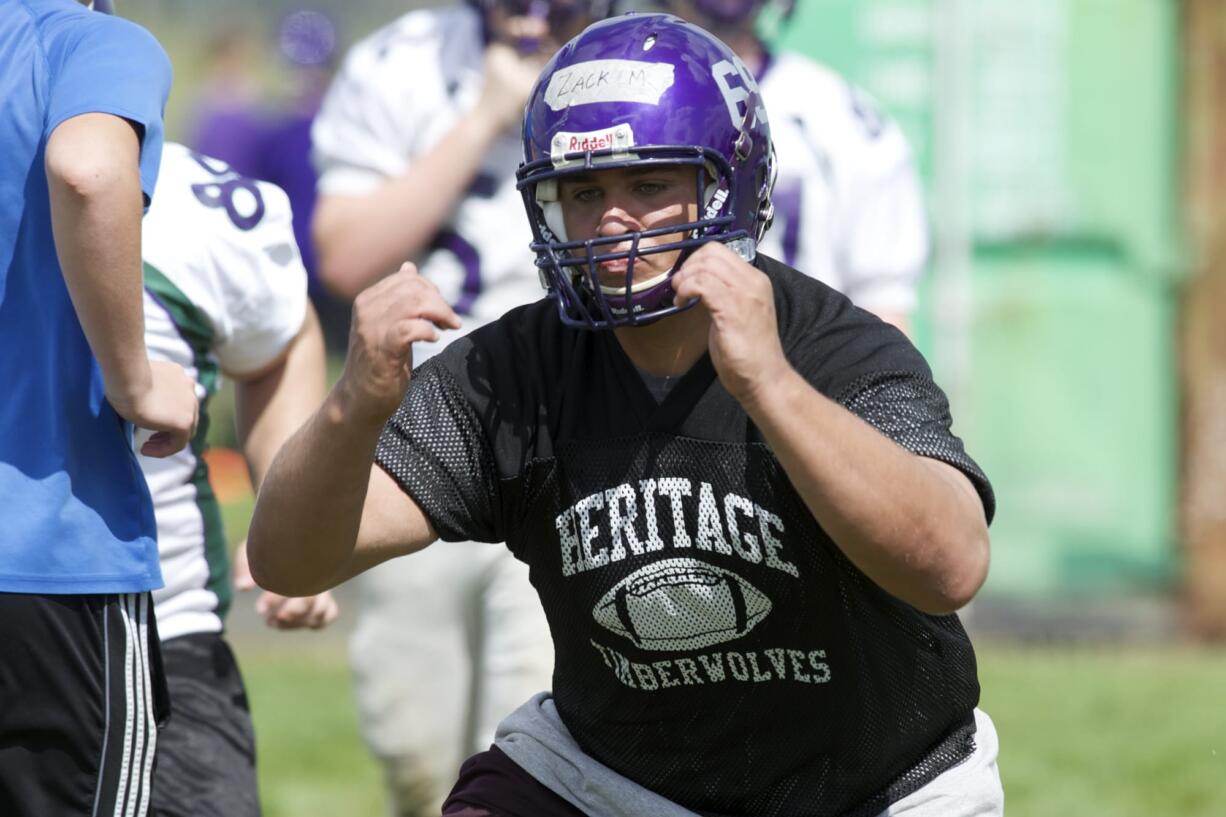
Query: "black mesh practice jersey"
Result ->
[[376, 254, 996, 817]]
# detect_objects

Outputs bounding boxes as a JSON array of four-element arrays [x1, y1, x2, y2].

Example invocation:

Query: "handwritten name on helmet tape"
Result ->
[[544, 59, 676, 110]]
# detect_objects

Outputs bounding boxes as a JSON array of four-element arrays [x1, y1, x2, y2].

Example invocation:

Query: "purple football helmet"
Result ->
[[92, 0, 115, 13], [517, 13, 776, 330]]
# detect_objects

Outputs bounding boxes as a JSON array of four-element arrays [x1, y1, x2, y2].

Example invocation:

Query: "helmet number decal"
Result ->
[[712, 58, 761, 131]]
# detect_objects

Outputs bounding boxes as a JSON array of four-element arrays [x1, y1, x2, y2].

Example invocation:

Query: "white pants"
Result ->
[[881, 709, 1004, 816], [348, 542, 554, 817]]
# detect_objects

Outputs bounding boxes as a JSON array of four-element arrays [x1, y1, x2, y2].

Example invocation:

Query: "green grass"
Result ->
[[237, 642, 386, 817], [978, 645, 1226, 817], [234, 640, 1226, 817]]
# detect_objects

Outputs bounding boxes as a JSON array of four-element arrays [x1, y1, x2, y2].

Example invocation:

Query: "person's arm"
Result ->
[[234, 304, 327, 488], [247, 265, 462, 596], [312, 43, 543, 300], [224, 304, 337, 628], [672, 243, 989, 615], [46, 113, 197, 456]]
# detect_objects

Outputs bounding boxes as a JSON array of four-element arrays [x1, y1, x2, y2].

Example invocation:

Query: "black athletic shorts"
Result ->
[[441, 746, 586, 817], [0, 591, 168, 817], [150, 631, 259, 817]]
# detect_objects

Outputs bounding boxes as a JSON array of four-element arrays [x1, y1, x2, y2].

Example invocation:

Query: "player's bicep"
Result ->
[[918, 457, 987, 526], [340, 465, 439, 582], [47, 18, 171, 205], [835, 368, 995, 523], [311, 193, 363, 251]]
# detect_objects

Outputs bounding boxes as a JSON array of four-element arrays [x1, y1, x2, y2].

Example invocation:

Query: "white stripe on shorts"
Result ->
[[91, 597, 113, 817], [98, 593, 158, 817], [114, 594, 136, 816], [133, 594, 157, 817]]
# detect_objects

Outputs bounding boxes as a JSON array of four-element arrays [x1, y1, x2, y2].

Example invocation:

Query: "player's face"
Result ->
[[558, 165, 701, 287]]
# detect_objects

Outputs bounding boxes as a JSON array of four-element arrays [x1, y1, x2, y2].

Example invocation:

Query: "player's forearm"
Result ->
[[46, 113, 152, 407], [741, 368, 989, 614], [314, 109, 504, 300], [246, 386, 385, 595], [235, 305, 327, 489]]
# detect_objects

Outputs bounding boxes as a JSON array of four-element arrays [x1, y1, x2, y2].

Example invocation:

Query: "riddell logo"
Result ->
[[551, 124, 636, 164], [569, 133, 616, 151]]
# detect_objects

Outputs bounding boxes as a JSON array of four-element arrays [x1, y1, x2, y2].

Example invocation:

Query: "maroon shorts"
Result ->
[[441, 746, 588, 817]]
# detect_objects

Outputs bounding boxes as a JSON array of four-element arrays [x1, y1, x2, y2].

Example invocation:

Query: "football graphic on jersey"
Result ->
[[592, 558, 772, 651]]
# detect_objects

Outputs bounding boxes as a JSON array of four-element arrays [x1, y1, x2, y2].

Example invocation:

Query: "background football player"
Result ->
[[253, 13, 1002, 817], [138, 142, 337, 817], [309, 2, 609, 814], [661, 0, 929, 333]]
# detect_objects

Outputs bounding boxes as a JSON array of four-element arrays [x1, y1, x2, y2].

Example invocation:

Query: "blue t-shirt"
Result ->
[[0, 0, 172, 594]]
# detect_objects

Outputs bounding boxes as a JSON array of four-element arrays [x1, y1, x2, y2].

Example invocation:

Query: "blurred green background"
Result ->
[[121, 1, 1226, 815]]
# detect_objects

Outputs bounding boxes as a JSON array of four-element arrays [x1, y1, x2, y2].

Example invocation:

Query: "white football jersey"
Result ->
[[758, 53, 928, 316], [312, 5, 541, 361], [140, 142, 309, 641]]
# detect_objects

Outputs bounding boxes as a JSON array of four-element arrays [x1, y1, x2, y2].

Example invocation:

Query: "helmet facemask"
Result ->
[[522, 146, 751, 329]]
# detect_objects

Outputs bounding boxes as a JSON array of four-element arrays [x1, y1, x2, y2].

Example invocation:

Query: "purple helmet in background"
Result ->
[[517, 13, 776, 330], [665, 0, 795, 27], [689, 0, 767, 23], [471, 0, 614, 30], [278, 10, 338, 68]]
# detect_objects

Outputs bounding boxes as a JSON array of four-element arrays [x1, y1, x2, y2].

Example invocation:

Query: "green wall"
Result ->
[[777, 0, 1182, 597]]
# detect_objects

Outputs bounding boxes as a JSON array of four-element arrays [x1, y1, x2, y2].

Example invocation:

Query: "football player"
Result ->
[[663, 0, 929, 333], [138, 143, 337, 817], [309, 2, 609, 814], [261, 13, 1002, 817]]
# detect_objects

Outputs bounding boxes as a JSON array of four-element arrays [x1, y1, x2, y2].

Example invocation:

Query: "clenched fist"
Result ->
[[671, 242, 791, 407], [335, 263, 462, 428]]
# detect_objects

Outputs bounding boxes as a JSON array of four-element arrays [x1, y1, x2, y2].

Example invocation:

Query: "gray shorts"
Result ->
[[150, 632, 260, 817]]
